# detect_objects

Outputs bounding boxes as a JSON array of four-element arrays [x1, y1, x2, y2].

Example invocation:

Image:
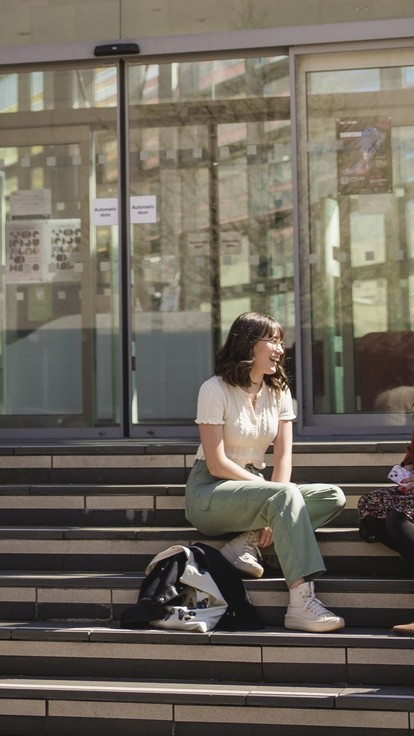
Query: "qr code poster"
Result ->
[[5, 221, 46, 283], [46, 219, 82, 282]]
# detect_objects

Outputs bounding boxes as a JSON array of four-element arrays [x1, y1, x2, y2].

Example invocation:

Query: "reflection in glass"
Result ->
[[305, 57, 414, 422], [128, 55, 294, 425], [0, 65, 121, 431]]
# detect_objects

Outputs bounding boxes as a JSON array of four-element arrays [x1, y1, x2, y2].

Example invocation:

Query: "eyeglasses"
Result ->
[[258, 338, 285, 348]]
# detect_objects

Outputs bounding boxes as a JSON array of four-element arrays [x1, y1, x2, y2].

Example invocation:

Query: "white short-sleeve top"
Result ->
[[194, 375, 296, 470]]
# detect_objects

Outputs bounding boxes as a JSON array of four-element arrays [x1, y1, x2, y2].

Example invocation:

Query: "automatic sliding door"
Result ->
[[297, 48, 414, 433], [0, 65, 122, 435], [127, 55, 293, 434]]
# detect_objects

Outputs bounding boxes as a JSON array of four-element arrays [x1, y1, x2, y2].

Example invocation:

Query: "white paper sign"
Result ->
[[221, 234, 241, 255], [5, 221, 46, 283], [93, 198, 118, 225], [187, 232, 210, 256], [10, 189, 52, 218], [130, 195, 157, 224], [46, 218, 82, 282]]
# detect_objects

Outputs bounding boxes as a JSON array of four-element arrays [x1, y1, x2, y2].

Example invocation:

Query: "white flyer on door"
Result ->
[[10, 189, 52, 219], [93, 198, 118, 226], [5, 221, 46, 282], [130, 195, 157, 224], [46, 219, 82, 282]]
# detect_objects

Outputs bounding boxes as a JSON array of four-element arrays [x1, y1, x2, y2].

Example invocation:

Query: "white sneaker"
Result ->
[[284, 581, 345, 633], [220, 530, 264, 578]]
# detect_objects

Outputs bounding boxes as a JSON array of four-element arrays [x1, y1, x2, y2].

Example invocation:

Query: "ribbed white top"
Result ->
[[194, 375, 296, 470]]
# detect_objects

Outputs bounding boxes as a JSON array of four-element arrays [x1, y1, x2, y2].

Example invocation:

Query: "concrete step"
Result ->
[[0, 441, 405, 485], [0, 483, 381, 527], [0, 675, 411, 736], [0, 623, 412, 688], [0, 441, 414, 736], [0, 571, 412, 629], [0, 525, 403, 575], [0, 483, 183, 527], [0, 524, 395, 572], [0, 441, 408, 735]]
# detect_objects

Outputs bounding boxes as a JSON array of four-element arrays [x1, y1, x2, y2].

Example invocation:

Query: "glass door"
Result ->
[[296, 47, 414, 434], [127, 55, 294, 435], [0, 65, 122, 436], [0, 56, 294, 439]]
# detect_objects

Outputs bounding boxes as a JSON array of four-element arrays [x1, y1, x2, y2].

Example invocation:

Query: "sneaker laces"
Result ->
[[242, 531, 262, 559], [303, 590, 334, 618]]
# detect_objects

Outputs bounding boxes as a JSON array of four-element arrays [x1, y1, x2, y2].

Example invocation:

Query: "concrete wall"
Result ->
[[2, 0, 414, 50]]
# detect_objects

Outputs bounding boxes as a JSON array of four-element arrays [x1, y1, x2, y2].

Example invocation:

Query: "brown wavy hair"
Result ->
[[215, 312, 289, 392]]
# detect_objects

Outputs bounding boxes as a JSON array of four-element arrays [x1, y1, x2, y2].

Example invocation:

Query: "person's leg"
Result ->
[[186, 461, 326, 587], [378, 510, 414, 636], [384, 509, 414, 568], [186, 461, 344, 632], [359, 514, 390, 545], [297, 483, 346, 531]]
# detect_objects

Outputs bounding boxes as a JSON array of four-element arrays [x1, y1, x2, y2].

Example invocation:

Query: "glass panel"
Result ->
[[303, 53, 414, 427], [0, 68, 117, 113], [216, 118, 293, 340], [128, 55, 293, 428], [0, 66, 121, 432]]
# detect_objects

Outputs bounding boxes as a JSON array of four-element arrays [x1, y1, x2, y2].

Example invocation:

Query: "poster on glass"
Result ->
[[336, 117, 392, 195]]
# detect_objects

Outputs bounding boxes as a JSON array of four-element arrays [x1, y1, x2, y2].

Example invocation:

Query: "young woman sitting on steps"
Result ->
[[185, 311, 346, 633]]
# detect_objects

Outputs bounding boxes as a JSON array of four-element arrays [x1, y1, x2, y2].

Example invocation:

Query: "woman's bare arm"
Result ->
[[199, 423, 260, 481], [271, 420, 293, 483]]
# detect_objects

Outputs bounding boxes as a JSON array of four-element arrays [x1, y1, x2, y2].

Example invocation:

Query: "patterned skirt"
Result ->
[[357, 486, 414, 523]]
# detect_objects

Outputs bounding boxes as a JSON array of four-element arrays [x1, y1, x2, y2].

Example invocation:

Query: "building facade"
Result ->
[[0, 1, 413, 440]]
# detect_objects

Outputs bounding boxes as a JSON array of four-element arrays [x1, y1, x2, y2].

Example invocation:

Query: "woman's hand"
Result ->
[[398, 476, 414, 494], [257, 526, 273, 548]]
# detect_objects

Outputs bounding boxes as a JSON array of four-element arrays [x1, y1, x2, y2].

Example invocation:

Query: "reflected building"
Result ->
[[0, 4, 412, 439]]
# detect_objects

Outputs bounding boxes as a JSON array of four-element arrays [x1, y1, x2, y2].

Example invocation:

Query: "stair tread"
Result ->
[[5, 439, 408, 453], [0, 484, 186, 494], [0, 621, 412, 645], [0, 443, 409, 726], [0, 525, 393, 548], [0, 676, 412, 708], [0, 524, 361, 534], [0, 482, 392, 492], [0, 572, 410, 589]]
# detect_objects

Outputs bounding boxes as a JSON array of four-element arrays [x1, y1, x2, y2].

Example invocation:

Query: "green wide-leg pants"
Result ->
[[185, 460, 346, 587]]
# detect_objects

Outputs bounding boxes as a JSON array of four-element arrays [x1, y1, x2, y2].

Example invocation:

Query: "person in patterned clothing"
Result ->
[[358, 429, 414, 634]]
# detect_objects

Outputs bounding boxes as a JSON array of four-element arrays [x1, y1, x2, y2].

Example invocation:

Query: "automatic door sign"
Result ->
[[130, 195, 157, 224], [92, 198, 118, 226]]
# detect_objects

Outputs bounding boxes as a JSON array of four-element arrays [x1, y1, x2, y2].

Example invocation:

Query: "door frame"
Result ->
[[292, 43, 414, 437], [0, 119, 125, 439]]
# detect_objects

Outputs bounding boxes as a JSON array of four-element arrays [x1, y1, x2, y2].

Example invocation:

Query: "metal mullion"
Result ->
[[117, 60, 133, 438]]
